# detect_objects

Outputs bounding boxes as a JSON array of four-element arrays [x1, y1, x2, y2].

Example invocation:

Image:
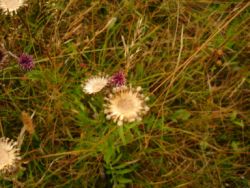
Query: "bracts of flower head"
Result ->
[[0, 0, 26, 15], [0, 111, 35, 176], [104, 85, 149, 126], [0, 137, 21, 175]]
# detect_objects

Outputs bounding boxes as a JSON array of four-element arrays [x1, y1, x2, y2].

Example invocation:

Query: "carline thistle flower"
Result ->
[[0, 0, 26, 14], [18, 53, 34, 71], [109, 71, 126, 87], [0, 137, 21, 175], [104, 85, 149, 126], [81, 75, 109, 94]]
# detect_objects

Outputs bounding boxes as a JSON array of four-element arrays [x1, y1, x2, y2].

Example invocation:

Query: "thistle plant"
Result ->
[[0, 111, 35, 176], [80, 19, 150, 126], [0, 137, 21, 175]]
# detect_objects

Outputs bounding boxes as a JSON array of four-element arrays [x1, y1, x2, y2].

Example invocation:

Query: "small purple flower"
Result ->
[[18, 53, 34, 70], [109, 71, 126, 87]]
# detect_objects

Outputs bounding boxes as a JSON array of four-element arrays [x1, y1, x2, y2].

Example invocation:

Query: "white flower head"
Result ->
[[0, 0, 26, 14], [104, 85, 149, 126], [81, 75, 109, 94], [0, 137, 21, 175]]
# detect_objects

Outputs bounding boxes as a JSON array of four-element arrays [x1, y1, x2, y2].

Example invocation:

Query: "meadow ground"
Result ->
[[0, 0, 250, 187]]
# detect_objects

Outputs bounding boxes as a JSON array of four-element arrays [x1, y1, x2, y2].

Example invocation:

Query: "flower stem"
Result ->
[[7, 51, 19, 60]]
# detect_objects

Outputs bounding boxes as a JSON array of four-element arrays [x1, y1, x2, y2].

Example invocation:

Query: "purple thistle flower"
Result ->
[[18, 53, 34, 71], [109, 71, 126, 87]]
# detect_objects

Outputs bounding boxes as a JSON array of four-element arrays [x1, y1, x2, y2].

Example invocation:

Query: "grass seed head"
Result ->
[[21, 111, 35, 135]]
